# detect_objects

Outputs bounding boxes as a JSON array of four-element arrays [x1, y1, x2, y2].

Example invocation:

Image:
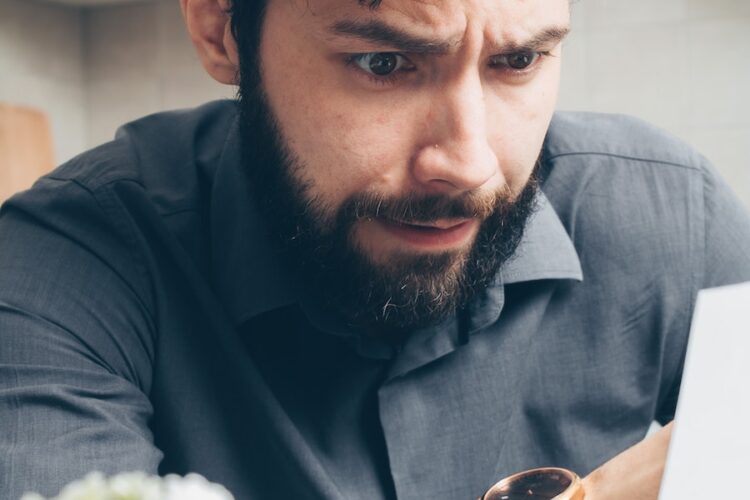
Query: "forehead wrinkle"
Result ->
[[317, 0, 569, 56], [330, 19, 462, 53]]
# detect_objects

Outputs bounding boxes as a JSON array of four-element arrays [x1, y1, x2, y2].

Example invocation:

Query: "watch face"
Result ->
[[483, 469, 573, 500]]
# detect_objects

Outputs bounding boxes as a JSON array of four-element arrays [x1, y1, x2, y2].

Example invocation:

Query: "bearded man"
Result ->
[[1, 0, 749, 499]]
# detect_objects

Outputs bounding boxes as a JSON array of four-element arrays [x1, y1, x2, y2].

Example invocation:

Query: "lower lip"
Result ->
[[376, 218, 478, 249]]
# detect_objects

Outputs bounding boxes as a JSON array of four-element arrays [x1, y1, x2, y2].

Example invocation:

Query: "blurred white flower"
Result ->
[[162, 474, 235, 500], [20, 472, 235, 500]]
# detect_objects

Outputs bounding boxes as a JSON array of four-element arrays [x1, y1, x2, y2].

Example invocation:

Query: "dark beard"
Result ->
[[236, 83, 539, 334]]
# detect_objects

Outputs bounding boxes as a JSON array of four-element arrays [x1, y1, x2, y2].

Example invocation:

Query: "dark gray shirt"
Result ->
[[2, 100, 749, 500]]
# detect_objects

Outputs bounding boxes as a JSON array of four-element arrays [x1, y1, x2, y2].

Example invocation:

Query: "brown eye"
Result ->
[[490, 51, 542, 71], [352, 52, 411, 76], [368, 53, 397, 75], [507, 52, 538, 69]]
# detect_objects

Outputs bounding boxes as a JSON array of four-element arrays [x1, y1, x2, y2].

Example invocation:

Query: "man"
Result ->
[[1, 0, 748, 498]]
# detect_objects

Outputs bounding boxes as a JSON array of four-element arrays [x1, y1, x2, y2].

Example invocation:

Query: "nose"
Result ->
[[410, 75, 499, 194]]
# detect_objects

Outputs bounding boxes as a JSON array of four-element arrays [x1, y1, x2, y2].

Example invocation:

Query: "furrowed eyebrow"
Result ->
[[330, 20, 570, 55], [331, 20, 458, 54], [497, 26, 571, 53]]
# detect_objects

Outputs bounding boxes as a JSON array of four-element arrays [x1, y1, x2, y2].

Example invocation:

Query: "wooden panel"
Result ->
[[0, 103, 55, 203]]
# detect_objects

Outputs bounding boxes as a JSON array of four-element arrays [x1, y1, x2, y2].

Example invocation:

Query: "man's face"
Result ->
[[240, 0, 570, 331]]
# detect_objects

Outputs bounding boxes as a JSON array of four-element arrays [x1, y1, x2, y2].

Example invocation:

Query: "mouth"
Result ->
[[374, 217, 479, 249]]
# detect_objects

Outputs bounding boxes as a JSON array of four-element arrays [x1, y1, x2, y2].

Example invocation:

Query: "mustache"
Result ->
[[338, 186, 517, 225]]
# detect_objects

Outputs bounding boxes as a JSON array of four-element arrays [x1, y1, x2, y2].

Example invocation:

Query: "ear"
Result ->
[[181, 0, 240, 85]]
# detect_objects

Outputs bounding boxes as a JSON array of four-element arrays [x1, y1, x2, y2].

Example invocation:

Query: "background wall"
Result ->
[[0, 0, 87, 164], [559, 0, 750, 203], [1, 0, 748, 203], [84, 0, 233, 148], [0, 0, 232, 167]]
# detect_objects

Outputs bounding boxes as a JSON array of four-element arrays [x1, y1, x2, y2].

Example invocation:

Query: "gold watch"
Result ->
[[479, 467, 584, 499]]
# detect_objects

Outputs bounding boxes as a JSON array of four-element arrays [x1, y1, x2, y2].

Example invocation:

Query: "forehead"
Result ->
[[283, 0, 570, 45]]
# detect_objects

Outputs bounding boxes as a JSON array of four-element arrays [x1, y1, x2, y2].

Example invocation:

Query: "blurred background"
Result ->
[[0, 0, 748, 204]]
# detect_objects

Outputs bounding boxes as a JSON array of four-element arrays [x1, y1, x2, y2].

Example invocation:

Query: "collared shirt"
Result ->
[[1, 100, 749, 500]]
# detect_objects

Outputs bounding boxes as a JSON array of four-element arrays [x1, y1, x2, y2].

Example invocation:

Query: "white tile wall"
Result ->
[[686, 19, 749, 128], [84, 2, 160, 146], [84, 3, 160, 83], [686, 0, 750, 21], [582, 0, 688, 29], [154, 0, 237, 110], [586, 23, 691, 135], [0, 0, 86, 164], [83, 0, 234, 147], [0, 0, 232, 161]]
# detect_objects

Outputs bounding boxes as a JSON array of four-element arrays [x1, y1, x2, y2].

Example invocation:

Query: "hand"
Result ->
[[581, 422, 673, 500]]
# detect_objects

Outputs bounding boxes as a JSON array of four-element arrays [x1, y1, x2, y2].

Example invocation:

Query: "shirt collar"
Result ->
[[500, 191, 583, 285], [211, 115, 583, 327]]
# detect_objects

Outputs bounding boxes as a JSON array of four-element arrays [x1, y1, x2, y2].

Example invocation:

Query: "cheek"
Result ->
[[268, 81, 412, 203], [259, 9, 413, 206], [488, 66, 561, 186]]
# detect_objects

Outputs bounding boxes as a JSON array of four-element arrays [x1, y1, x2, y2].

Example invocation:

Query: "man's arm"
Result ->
[[0, 177, 162, 499], [582, 423, 673, 500]]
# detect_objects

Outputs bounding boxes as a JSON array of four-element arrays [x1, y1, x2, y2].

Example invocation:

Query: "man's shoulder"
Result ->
[[541, 112, 719, 282], [45, 100, 238, 212], [542, 111, 716, 233], [545, 111, 705, 171]]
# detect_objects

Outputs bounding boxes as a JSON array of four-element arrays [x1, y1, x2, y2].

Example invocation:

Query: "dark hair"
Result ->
[[227, 0, 266, 90]]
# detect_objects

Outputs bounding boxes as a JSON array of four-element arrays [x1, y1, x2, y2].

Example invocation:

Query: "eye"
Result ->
[[350, 52, 413, 77], [489, 51, 544, 71]]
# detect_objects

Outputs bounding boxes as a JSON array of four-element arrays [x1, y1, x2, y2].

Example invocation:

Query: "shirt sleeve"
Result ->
[[0, 177, 163, 499], [654, 159, 750, 424], [699, 162, 750, 289]]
